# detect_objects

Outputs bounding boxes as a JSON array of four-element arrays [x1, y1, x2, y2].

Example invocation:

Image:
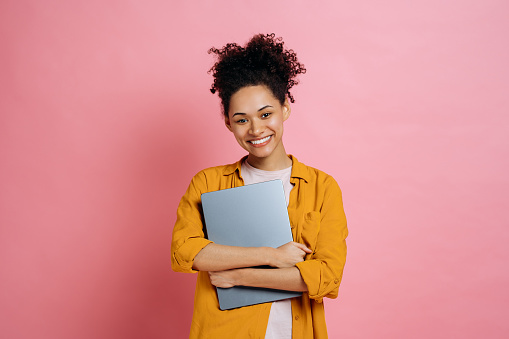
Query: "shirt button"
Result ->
[[334, 279, 339, 284], [294, 315, 299, 320], [290, 224, 295, 229]]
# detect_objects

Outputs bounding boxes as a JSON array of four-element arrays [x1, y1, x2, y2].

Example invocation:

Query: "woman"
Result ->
[[171, 33, 348, 339]]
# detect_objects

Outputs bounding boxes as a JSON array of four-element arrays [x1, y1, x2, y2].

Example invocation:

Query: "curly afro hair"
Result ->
[[208, 33, 306, 118]]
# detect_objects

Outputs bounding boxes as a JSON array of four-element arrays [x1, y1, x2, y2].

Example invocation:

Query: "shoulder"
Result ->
[[293, 158, 345, 209], [188, 159, 241, 188], [194, 161, 237, 178], [292, 156, 340, 188]]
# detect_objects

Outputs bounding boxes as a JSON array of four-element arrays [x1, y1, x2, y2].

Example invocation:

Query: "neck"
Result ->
[[246, 144, 292, 171]]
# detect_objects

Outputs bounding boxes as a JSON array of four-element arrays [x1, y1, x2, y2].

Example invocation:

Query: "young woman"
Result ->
[[171, 33, 348, 339]]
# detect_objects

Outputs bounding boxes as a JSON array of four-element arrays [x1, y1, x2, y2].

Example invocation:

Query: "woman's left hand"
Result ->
[[208, 269, 240, 288]]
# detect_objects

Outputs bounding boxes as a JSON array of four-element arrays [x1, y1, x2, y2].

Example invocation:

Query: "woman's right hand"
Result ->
[[271, 242, 312, 268]]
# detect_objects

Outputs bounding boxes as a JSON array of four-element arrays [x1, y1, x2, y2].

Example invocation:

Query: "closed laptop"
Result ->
[[201, 179, 301, 310]]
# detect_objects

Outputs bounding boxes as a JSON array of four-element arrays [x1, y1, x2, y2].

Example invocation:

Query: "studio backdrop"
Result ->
[[1, 1, 508, 338]]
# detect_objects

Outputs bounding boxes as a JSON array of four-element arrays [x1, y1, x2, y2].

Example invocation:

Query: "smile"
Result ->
[[249, 135, 272, 145]]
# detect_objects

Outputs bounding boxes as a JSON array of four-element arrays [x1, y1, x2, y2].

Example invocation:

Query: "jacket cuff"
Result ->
[[172, 238, 213, 273], [296, 260, 340, 302]]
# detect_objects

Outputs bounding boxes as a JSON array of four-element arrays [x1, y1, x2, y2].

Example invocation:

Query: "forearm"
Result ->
[[236, 267, 308, 292], [192, 243, 275, 271]]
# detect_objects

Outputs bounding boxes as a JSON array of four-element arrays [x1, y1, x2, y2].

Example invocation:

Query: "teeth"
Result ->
[[250, 136, 271, 145]]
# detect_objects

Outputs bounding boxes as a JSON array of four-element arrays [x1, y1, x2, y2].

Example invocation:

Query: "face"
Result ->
[[225, 85, 291, 163]]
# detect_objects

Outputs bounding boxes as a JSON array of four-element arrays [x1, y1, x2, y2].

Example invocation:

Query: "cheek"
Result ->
[[230, 126, 246, 139], [268, 118, 284, 131]]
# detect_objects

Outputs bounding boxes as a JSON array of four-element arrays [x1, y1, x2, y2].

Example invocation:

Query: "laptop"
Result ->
[[201, 179, 301, 310]]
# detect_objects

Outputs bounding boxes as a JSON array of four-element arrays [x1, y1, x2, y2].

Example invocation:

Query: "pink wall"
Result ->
[[1, 1, 508, 338]]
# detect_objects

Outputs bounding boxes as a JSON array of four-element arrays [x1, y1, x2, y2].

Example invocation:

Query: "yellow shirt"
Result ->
[[171, 155, 348, 339]]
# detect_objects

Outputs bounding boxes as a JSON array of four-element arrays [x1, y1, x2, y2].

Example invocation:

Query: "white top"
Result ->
[[241, 160, 294, 339]]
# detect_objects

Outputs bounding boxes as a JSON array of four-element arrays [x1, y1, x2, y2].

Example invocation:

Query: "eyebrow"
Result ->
[[232, 105, 273, 117], [257, 105, 273, 111]]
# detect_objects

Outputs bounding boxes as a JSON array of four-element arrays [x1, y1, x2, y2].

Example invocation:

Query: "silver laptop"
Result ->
[[201, 179, 301, 310]]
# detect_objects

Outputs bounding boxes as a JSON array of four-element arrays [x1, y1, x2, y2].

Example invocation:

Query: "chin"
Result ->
[[248, 149, 274, 159]]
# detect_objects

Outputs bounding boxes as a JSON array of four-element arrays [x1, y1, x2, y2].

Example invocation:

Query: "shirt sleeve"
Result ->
[[171, 171, 213, 273], [295, 176, 348, 302]]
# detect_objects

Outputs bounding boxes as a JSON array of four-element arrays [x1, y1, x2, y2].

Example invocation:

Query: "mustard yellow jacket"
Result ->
[[171, 155, 348, 338]]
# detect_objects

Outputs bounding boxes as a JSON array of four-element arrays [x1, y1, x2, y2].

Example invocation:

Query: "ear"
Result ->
[[282, 98, 291, 121], [224, 117, 233, 132]]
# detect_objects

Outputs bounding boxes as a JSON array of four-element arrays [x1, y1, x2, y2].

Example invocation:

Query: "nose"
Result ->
[[249, 119, 263, 136]]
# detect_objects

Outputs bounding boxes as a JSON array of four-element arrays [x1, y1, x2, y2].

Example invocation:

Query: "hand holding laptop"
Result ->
[[269, 241, 312, 268], [208, 241, 311, 288]]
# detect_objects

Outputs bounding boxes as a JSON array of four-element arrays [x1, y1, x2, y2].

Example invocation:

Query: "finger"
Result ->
[[294, 242, 313, 253]]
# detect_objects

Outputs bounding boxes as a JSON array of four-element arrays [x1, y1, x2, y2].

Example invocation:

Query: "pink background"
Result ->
[[1, 1, 508, 338]]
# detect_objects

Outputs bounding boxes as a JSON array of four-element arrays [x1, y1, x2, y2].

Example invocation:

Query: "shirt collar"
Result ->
[[289, 155, 309, 183], [222, 154, 309, 183]]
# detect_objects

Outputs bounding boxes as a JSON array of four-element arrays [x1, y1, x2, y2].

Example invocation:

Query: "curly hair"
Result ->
[[208, 33, 306, 118]]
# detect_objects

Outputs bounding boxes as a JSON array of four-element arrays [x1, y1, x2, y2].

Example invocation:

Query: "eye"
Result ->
[[236, 118, 247, 124], [261, 112, 271, 118]]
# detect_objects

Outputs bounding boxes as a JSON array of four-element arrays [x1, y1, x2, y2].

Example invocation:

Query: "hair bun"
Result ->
[[208, 33, 306, 118]]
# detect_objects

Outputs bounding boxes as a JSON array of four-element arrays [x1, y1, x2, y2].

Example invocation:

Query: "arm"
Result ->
[[209, 267, 308, 292], [193, 241, 312, 271], [295, 176, 348, 301]]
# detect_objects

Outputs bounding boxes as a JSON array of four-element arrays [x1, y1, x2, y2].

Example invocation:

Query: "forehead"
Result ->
[[228, 85, 280, 113]]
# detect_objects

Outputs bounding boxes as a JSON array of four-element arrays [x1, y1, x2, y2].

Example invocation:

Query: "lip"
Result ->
[[247, 135, 272, 147]]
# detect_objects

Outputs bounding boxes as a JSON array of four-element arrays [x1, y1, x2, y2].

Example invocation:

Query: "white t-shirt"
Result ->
[[240, 160, 294, 339]]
